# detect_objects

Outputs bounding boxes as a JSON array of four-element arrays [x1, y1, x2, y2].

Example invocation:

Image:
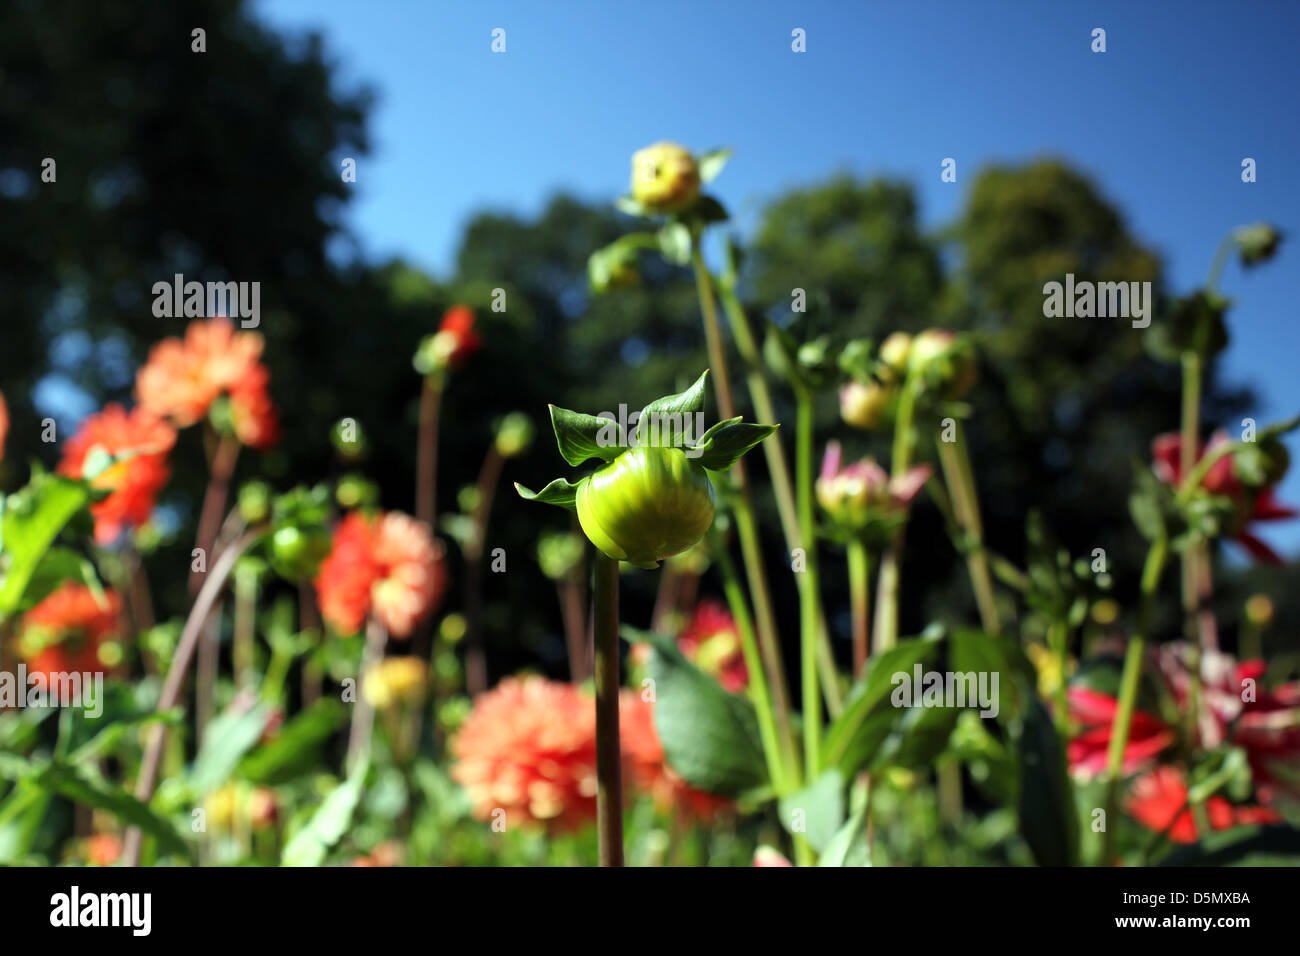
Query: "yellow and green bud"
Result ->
[[631, 142, 700, 213]]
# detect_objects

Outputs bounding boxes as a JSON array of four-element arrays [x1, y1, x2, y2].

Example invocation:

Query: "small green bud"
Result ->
[[494, 412, 535, 459], [238, 481, 272, 524]]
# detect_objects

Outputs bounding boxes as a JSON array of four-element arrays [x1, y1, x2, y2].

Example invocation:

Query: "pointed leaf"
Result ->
[[549, 405, 622, 467], [697, 148, 732, 185], [637, 370, 709, 445], [695, 419, 779, 472], [515, 477, 582, 512]]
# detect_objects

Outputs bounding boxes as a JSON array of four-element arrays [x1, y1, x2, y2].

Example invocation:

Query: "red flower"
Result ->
[[677, 600, 748, 692], [619, 690, 733, 820], [451, 676, 598, 830], [17, 583, 122, 679], [57, 404, 176, 544], [314, 511, 446, 638], [435, 305, 481, 369], [1127, 766, 1279, 843], [1158, 643, 1300, 798], [136, 317, 278, 449], [1066, 686, 1173, 778], [1152, 431, 1297, 564]]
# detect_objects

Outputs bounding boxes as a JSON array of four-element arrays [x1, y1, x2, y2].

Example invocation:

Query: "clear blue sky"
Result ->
[[256, 0, 1300, 557]]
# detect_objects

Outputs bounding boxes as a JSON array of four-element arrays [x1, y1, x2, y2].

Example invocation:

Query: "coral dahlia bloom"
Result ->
[[57, 404, 176, 544], [1127, 765, 1279, 843], [451, 676, 599, 830], [620, 690, 732, 820], [315, 511, 446, 638], [17, 584, 122, 679], [1067, 686, 1173, 778], [678, 600, 748, 692], [136, 317, 278, 448], [1152, 431, 1297, 564]]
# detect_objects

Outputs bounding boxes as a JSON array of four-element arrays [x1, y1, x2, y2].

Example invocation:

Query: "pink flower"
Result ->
[[815, 441, 930, 535]]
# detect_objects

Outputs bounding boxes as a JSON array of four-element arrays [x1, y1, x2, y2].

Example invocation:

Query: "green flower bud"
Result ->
[[576, 446, 715, 566], [238, 481, 272, 524], [631, 142, 700, 213], [1233, 222, 1282, 267], [878, 332, 913, 381], [494, 412, 535, 459], [537, 531, 585, 581], [269, 524, 332, 582]]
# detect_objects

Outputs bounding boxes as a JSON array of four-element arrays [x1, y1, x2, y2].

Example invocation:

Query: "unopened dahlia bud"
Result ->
[[1233, 222, 1282, 267], [1244, 593, 1274, 627], [237, 480, 271, 524], [631, 142, 700, 213], [878, 332, 913, 380], [364, 656, 429, 709], [494, 412, 535, 459], [909, 329, 977, 399], [577, 446, 715, 566], [840, 380, 891, 430]]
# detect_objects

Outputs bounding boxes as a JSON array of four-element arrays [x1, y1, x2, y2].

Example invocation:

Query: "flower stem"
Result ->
[[1100, 535, 1168, 863], [123, 526, 263, 866], [690, 246, 798, 756], [463, 445, 505, 696], [592, 551, 624, 866], [717, 277, 842, 716], [873, 374, 922, 652], [847, 538, 872, 678], [346, 616, 389, 773], [715, 537, 791, 794], [796, 389, 823, 782], [936, 422, 1001, 634]]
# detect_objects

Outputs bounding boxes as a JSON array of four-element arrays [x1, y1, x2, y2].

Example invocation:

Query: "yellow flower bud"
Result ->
[[631, 142, 700, 213], [840, 380, 892, 430]]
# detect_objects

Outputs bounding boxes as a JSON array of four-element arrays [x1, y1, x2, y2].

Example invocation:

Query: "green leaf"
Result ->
[[637, 370, 710, 445], [624, 627, 767, 796], [868, 705, 959, 771], [238, 699, 349, 785], [697, 148, 732, 185], [187, 703, 275, 798], [822, 634, 943, 776], [818, 799, 871, 867], [688, 195, 730, 225], [779, 768, 844, 852], [15, 546, 101, 616], [282, 761, 368, 866], [34, 761, 191, 860], [515, 477, 583, 512], [615, 195, 651, 218], [548, 404, 622, 467], [1017, 696, 1078, 866], [694, 418, 779, 472], [948, 628, 1037, 722], [587, 232, 656, 292], [0, 469, 92, 622]]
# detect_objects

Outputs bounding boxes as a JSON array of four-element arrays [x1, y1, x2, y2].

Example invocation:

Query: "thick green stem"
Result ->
[[796, 391, 822, 781], [715, 540, 792, 793], [936, 423, 1000, 634], [1178, 352, 1210, 749], [1100, 537, 1168, 863], [1047, 619, 1070, 736], [593, 552, 624, 867], [847, 538, 871, 678], [691, 247, 798, 755], [873, 374, 923, 652]]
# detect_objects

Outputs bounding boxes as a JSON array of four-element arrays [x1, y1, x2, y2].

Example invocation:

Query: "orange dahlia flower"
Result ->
[[678, 600, 748, 693], [432, 306, 481, 370], [451, 676, 599, 830], [17, 583, 122, 679], [620, 690, 732, 820], [57, 404, 176, 544], [136, 317, 278, 448], [315, 511, 446, 638]]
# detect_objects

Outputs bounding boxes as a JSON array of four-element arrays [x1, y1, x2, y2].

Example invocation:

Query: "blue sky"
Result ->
[[255, 0, 1300, 556]]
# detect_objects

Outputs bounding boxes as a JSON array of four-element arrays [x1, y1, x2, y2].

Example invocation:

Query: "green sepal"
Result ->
[[548, 405, 622, 467], [636, 370, 710, 446], [514, 477, 583, 512], [697, 148, 732, 184], [694, 417, 779, 472]]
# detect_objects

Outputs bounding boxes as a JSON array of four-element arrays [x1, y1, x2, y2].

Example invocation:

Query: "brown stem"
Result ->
[[299, 582, 322, 707], [560, 576, 590, 682], [464, 446, 504, 696], [650, 560, 680, 635], [416, 377, 443, 529], [593, 551, 624, 866], [123, 527, 263, 866], [190, 431, 240, 596]]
